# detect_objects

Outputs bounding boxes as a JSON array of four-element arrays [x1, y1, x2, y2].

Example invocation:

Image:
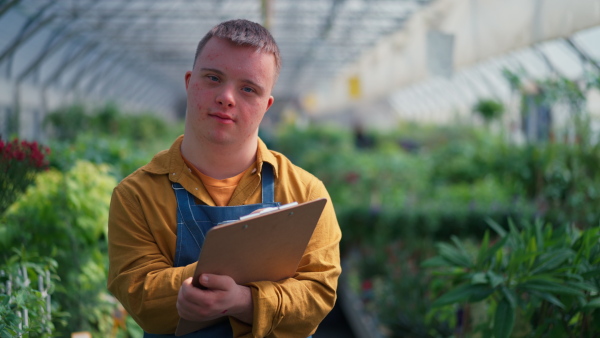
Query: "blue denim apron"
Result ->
[[144, 164, 279, 338]]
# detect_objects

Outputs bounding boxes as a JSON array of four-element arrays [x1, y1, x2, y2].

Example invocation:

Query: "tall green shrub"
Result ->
[[0, 161, 118, 336]]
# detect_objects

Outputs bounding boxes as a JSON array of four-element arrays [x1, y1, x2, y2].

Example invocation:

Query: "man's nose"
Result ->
[[216, 84, 235, 107]]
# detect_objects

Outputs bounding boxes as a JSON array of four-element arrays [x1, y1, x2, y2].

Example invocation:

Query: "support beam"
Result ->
[[84, 53, 129, 95], [0, 0, 20, 19], [67, 49, 115, 92], [565, 37, 600, 71], [0, 2, 57, 65], [14, 1, 128, 84], [15, 29, 81, 83], [533, 45, 559, 75], [42, 42, 100, 88], [261, 0, 273, 30]]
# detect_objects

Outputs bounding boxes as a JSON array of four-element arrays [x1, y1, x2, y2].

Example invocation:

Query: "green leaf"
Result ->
[[432, 284, 494, 307], [584, 297, 600, 309], [581, 268, 600, 279], [476, 230, 491, 267], [487, 271, 505, 288], [530, 249, 574, 275], [481, 236, 509, 267], [508, 220, 520, 237], [437, 242, 473, 269], [568, 312, 582, 326], [421, 256, 449, 268], [565, 281, 597, 293], [534, 220, 544, 251], [487, 219, 507, 237], [528, 290, 565, 309], [526, 236, 537, 268], [519, 279, 584, 297], [451, 235, 471, 257], [471, 272, 487, 284], [500, 286, 517, 309], [493, 297, 515, 338]]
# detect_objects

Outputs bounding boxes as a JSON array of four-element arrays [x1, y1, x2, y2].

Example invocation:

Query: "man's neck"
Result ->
[[181, 136, 258, 180]]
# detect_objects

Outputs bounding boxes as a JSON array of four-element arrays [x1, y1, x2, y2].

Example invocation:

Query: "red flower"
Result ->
[[1, 137, 51, 212], [14, 151, 25, 161]]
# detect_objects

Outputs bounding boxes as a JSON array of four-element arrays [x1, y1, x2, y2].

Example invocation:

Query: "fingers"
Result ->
[[176, 275, 238, 322], [198, 274, 235, 291], [177, 277, 207, 320]]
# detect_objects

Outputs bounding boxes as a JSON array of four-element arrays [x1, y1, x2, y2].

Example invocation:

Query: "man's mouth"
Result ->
[[209, 112, 234, 123]]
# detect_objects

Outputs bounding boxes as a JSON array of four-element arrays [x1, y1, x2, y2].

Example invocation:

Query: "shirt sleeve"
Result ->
[[107, 184, 196, 334], [231, 181, 342, 338]]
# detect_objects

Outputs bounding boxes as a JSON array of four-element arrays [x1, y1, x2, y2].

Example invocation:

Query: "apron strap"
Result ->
[[261, 162, 275, 204], [172, 182, 198, 226]]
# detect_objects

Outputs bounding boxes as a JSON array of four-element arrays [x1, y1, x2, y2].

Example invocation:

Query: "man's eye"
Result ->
[[207, 75, 219, 82], [242, 87, 254, 93]]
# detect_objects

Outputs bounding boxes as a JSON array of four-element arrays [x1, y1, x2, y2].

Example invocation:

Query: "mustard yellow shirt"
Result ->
[[107, 135, 342, 337]]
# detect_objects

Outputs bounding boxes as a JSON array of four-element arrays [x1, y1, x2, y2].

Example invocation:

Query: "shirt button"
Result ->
[[172, 173, 176, 176], [251, 168, 257, 174]]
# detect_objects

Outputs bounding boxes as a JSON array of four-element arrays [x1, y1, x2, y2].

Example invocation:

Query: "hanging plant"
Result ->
[[473, 99, 505, 124]]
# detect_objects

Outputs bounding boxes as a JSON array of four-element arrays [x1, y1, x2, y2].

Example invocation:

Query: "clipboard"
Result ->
[[175, 198, 328, 336]]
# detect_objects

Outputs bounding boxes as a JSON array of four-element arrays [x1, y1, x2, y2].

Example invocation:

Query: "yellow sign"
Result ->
[[302, 93, 317, 114], [348, 75, 362, 99]]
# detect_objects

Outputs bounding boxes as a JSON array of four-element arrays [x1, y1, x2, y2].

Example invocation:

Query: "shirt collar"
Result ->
[[256, 137, 279, 179], [141, 135, 279, 180]]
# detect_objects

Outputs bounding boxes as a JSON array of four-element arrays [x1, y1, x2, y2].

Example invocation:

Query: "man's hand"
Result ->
[[177, 274, 254, 324]]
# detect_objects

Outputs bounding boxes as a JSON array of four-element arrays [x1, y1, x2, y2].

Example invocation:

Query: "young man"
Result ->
[[107, 19, 342, 337]]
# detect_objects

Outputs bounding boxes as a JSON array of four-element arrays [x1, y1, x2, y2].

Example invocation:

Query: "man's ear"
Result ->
[[265, 96, 274, 112], [184, 71, 192, 90]]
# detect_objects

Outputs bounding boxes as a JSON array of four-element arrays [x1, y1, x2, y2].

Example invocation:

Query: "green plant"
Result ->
[[44, 103, 182, 148], [423, 220, 600, 337], [43, 104, 90, 142], [538, 77, 586, 114], [0, 248, 60, 337], [47, 134, 159, 181], [0, 137, 50, 215], [473, 99, 505, 124], [1, 161, 118, 336], [43, 104, 182, 181]]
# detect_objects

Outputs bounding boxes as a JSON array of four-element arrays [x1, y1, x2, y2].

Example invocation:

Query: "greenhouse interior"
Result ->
[[2, 0, 600, 337]]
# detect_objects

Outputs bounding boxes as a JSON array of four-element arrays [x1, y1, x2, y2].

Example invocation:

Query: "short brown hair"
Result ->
[[193, 19, 281, 78]]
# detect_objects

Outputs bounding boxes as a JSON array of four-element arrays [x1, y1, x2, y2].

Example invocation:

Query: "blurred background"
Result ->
[[1, 0, 600, 337]]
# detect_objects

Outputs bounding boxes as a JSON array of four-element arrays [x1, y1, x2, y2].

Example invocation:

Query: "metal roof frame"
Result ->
[[1, 0, 432, 116]]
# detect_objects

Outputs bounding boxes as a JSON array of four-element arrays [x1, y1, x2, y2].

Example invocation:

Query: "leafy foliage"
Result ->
[[44, 103, 182, 181], [0, 249, 60, 337], [272, 99, 600, 335], [0, 161, 118, 336], [3, 103, 179, 336], [43, 105, 89, 142], [43, 102, 179, 145], [423, 220, 600, 337]]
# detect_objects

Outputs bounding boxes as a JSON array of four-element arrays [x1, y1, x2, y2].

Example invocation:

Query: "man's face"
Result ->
[[184, 37, 276, 147]]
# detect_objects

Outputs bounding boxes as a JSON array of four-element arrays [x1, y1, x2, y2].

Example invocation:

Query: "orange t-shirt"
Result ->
[[182, 156, 251, 206]]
